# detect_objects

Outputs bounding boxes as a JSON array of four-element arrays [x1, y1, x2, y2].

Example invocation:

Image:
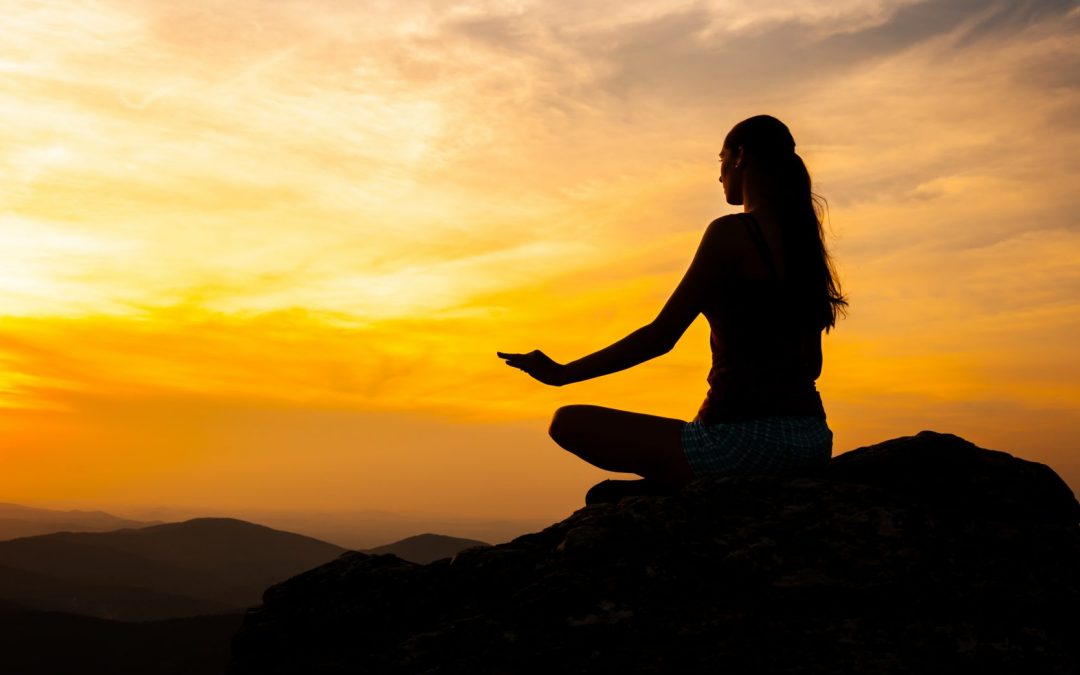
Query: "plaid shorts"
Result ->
[[680, 415, 833, 477]]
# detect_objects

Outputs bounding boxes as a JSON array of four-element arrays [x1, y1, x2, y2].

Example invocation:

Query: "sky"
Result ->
[[2, 0, 1078, 531]]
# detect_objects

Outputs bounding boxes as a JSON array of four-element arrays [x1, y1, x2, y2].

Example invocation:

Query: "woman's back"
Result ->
[[696, 212, 826, 424], [727, 209, 786, 282]]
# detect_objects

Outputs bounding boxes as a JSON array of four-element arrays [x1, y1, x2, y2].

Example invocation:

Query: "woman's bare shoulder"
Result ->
[[702, 214, 748, 259], [705, 213, 750, 241], [702, 213, 770, 281]]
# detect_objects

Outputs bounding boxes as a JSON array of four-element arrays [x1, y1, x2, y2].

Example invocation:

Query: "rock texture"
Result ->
[[228, 431, 1080, 674]]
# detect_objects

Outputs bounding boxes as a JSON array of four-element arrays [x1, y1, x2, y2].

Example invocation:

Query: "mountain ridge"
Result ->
[[0, 503, 160, 541], [362, 533, 490, 564], [0, 517, 346, 620]]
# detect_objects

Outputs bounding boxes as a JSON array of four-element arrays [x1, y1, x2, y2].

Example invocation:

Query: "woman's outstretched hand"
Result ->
[[497, 350, 568, 387]]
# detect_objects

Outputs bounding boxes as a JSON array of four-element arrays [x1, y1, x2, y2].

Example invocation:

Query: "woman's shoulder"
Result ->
[[706, 213, 748, 230], [704, 213, 792, 288], [702, 214, 750, 248], [701, 214, 758, 277]]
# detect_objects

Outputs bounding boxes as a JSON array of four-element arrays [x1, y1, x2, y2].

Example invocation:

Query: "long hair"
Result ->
[[724, 115, 848, 333]]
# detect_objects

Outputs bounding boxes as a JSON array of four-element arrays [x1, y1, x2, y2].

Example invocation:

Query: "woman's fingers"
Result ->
[[494, 349, 561, 382], [497, 351, 529, 364], [497, 350, 547, 375], [497, 351, 526, 370], [496, 349, 562, 386]]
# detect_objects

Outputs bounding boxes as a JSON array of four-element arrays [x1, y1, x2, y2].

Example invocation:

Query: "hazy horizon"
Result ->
[[1, 497, 550, 549], [3, 0, 1079, 522]]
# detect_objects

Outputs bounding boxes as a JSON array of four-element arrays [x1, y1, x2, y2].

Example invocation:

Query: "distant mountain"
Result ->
[[0, 518, 346, 620], [0, 608, 244, 675], [362, 533, 490, 564], [0, 503, 159, 541]]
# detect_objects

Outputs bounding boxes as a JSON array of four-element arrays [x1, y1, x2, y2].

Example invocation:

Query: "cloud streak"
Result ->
[[2, 0, 1078, 516]]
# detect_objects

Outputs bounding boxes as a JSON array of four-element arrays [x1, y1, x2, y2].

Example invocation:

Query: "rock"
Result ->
[[829, 431, 1080, 526], [228, 431, 1080, 674]]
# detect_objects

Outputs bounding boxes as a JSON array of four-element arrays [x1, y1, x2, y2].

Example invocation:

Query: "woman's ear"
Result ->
[[734, 146, 744, 168]]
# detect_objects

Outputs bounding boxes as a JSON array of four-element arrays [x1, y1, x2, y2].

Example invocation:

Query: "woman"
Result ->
[[497, 115, 847, 504]]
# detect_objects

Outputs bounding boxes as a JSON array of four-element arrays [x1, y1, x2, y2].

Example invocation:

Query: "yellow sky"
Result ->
[[2, 0, 1079, 523]]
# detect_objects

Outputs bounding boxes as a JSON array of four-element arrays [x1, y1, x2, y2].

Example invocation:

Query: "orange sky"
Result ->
[[2, 0, 1079, 525]]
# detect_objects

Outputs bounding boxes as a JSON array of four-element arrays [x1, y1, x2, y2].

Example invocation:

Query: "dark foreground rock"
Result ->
[[228, 431, 1080, 674]]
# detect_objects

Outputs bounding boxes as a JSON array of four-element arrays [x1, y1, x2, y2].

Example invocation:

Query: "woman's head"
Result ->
[[720, 115, 848, 332], [719, 114, 797, 206]]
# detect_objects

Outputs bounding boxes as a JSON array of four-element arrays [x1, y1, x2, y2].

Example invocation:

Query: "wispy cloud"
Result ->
[[1, 0, 1078, 514]]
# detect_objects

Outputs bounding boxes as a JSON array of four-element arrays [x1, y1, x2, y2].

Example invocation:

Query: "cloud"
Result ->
[[2, 0, 1079, 514]]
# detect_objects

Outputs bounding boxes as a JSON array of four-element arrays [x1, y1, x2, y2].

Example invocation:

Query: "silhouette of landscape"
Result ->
[[0, 517, 346, 620], [0, 514, 496, 675], [3, 442, 1076, 675], [1, 448, 1076, 675]]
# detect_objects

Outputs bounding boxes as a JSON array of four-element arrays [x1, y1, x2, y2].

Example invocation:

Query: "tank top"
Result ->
[[695, 213, 827, 424]]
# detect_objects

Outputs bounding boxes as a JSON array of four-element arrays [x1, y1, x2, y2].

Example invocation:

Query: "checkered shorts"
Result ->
[[680, 416, 833, 477]]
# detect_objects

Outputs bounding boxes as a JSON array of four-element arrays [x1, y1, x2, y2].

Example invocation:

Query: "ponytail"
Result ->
[[724, 116, 848, 333]]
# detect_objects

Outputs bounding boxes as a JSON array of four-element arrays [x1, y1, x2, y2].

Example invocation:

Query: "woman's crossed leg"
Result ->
[[548, 404, 696, 490]]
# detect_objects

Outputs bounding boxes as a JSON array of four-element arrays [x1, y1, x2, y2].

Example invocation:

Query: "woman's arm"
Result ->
[[499, 218, 729, 386], [561, 218, 727, 384]]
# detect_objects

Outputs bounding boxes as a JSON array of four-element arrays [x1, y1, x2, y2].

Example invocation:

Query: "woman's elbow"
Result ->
[[646, 324, 679, 355]]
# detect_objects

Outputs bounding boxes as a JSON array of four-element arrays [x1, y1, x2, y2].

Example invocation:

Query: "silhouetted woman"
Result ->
[[498, 115, 847, 504]]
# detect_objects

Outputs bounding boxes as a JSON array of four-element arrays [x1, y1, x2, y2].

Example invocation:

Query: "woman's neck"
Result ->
[[741, 176, 768, 212]]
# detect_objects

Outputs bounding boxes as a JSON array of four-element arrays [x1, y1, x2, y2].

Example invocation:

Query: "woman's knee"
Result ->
[[548, 404, 590, 447]]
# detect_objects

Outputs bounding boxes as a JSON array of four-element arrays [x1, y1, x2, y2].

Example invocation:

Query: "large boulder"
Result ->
[[228, 431, 1080, 674]]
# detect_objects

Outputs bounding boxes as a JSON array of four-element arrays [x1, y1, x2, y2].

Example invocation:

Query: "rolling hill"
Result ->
[[0, 517, 346, 620], [361, 533, 490, 564]]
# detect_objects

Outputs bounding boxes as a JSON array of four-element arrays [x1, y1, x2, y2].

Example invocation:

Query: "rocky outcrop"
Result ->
[[228, 431, 1080, 674]]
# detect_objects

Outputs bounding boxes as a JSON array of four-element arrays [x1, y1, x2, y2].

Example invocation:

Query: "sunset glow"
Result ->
[[3, 0, 1078, 525]]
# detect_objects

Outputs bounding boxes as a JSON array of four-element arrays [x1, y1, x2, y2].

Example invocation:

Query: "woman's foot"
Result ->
[[584, 478, 674, 505]]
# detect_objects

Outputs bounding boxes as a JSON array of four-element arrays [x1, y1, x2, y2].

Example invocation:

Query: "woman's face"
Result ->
[[718, 146, 742, 206]]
